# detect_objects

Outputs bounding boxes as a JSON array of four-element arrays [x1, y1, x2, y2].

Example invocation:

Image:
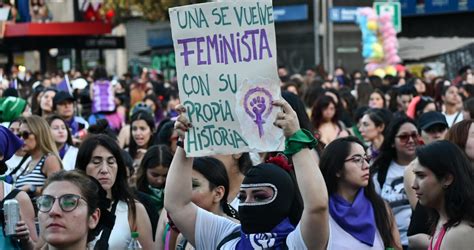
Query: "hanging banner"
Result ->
[[169, 0, 284, 157]]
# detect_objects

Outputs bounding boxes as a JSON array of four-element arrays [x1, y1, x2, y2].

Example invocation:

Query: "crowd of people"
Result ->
[[0, 62, 472, 250]]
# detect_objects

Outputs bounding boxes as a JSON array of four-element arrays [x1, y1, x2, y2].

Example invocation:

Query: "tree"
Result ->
[[101, 0, 208, 24]]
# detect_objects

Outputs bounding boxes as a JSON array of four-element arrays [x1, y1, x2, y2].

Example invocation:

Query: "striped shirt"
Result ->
[[15, 155, 48, 198]]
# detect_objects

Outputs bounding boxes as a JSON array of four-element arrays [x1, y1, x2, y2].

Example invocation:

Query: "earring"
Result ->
[[443, 184, 449, 189]]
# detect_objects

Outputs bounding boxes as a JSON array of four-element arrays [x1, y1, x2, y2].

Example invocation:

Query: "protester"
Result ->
[[53, 91, 89, 137], [441, 85, 463, 127], [445, 119, 474, 161], [369, 89, 386, 109], [15, 115, 62, 203], [411, 141, 474, 249], [359, 108, 392, 160], [160, 157, 239, 250], [320, 136, 402, 249], [128, 110, 156, 174], [311, 95, 349, 145], [136, 144, 173, 215], [5, 118, 30, 175], [38, 170, 102, 250], [36, 88, 57, 118], [417, 111, 449, 145], [0, 126, 37, 249], [165, 100, 329, 249], [403, 112, 448, 249], [46, 115, 78, 171], [372, 117, 420, 248], [75, 134, 155, 249]]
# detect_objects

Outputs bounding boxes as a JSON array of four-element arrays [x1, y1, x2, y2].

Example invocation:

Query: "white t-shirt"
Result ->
[[5, 155, 30, 179], [194, 208, 309, 249], [329, 215, 385, 250], [373, 161, 411, 246], [62, 146, 78, 171], [443, 111, 463, 127]]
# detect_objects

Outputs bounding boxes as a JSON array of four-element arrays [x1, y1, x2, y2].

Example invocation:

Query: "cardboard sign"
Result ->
[[169, 0, 284, 156]]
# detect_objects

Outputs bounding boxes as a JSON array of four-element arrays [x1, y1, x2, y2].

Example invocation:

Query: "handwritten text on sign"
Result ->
[[170, 0, 284, 157]]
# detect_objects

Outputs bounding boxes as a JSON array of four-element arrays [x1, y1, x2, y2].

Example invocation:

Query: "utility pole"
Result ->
[[328, 0, 334, 75], [314, 0, 320, 67], [321, 0, 328, 72]]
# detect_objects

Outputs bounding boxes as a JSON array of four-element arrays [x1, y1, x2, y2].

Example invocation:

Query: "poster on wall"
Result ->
[[169, 0, 285, 157]]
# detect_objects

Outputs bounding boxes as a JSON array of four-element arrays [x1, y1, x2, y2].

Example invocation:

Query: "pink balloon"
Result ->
[[365, 63, 380, 72]]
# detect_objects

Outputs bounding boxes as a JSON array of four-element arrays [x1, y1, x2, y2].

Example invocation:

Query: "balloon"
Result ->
[[365, 63, 380, 72], [385, 66, 397, 76], [372, 43, 383, 53], [367, 20, 378, 31], [373, 69, 386, 78]]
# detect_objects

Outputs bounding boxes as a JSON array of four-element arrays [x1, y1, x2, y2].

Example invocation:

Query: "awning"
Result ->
[[3, 22, 112, 37], [398, 37, 474, 61], [0, 22, 125, 51]]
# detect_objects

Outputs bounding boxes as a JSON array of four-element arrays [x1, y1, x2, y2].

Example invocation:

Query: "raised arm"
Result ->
[[163, 105, 198, 245], [273, 100, 329, 250]]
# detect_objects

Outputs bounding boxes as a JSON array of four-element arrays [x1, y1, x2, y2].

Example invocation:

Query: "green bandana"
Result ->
[[283, 129, 318, 156], [0, 97, 27, 122], [148, 185, 164, 211]]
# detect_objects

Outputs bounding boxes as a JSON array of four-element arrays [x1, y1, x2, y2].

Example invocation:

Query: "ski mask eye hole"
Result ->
[[239, 183, 277, 206]]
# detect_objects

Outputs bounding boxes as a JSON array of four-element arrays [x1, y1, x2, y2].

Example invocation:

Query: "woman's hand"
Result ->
[[174, 105, 191, 140], [272, 99, 300, 138], [14, 220, 30, 243]]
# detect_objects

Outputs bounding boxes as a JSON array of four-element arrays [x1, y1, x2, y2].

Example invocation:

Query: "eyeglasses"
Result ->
[[18, 131, 32, 140], [396, 132, 419, 144], [37, 194, 87, 213], [344, 155, 371, 167]]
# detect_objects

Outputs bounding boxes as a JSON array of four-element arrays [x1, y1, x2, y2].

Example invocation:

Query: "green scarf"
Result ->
[[148, 185, 164, 211]]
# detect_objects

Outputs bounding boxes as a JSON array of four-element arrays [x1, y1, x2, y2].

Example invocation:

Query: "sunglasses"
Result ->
[[18, 131, 32, 140], [37, 194, 87, 213], [396, 132, 420, 144]]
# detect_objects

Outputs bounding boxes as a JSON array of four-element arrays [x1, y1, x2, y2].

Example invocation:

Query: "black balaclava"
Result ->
[[239, 163, 295, 234]]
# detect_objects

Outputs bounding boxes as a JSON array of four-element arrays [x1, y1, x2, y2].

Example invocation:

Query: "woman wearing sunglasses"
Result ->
[[38, 170, 101, 250], [75, 134, 155, 249], [372, 117, 420, 249], [15, 115, 62, 202], [320, 136, 402, 249]]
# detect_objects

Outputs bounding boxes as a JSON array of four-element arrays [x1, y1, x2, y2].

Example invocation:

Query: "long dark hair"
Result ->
[[416, 141, 474, 232], [320, 136, 395, 247], [193, 157, 239, 220], [136, 145, 173, 193], [364, 108, 393, 135], [75, 134, 136, 222], [311, 95, 339, 129], [372, 116, 416, 188], [129, 110, 156, 159]]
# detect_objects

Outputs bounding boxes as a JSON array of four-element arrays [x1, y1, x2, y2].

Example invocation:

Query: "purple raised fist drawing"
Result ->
[[244, 87, 273, 138], [250, 96, 266, 137]]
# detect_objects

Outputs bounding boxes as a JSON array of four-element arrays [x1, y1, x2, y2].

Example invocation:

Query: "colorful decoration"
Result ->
[[356, 7, 401, 77]]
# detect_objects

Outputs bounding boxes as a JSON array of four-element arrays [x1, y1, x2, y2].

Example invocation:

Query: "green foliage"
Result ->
[[102, 0, 208, 23]]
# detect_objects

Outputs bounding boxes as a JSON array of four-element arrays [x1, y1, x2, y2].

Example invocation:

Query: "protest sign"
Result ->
[[169, 0, 284, 157]]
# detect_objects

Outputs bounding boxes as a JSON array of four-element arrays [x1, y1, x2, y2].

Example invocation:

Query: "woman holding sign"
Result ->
[[165, 99, 329, 249]]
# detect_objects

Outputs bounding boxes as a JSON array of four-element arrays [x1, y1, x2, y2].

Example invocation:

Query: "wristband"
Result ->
[[283, 129, 318, 156], [177, 139, 184, 148]]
